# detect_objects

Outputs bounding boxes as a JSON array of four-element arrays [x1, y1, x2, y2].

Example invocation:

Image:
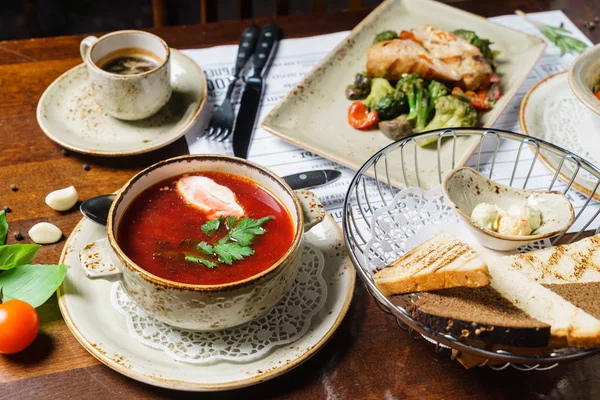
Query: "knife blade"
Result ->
[[282, 169, 342, 190], [232, 22, 280, 159]]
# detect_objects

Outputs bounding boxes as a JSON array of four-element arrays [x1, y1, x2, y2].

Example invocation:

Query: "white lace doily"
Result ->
[[543, 95, 600, 185], [364, 185, 550, 274], [111, 243, 326, 364]]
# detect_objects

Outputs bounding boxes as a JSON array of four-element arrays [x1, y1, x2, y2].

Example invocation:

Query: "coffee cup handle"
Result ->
[[79, 237, 123, 280], [80, 36, 98, 62], [294, 189, 326, 232]]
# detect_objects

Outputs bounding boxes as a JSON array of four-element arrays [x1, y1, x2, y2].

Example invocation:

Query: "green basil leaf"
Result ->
[[0, 210, 7, 245], [0, 264, 68, 307], [0, 244, 41, 270]]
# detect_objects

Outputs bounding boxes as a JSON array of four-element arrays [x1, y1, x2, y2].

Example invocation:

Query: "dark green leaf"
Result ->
[[0, 244, 41, 270], [197, 241, 214, 255], [0, 264, 67, 307], [226, 216, 238, 229], [0, 210, 7, 245], [229, 216, 273, 246], [201, 217, 222, 236], [213, 242, 254, 265], [185, 255, 218, 268], [230, 230, 255, 246]]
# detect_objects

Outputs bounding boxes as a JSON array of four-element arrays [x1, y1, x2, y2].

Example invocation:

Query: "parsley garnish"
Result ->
[[183, 215, 274, 267], [185, 255, 218, 268], [201, 216, 223, 235]]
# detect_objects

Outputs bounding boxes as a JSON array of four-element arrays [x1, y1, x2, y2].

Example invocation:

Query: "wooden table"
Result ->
[[1, 1, 600, 398]]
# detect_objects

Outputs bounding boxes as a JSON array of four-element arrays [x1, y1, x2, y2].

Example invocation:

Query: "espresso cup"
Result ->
[[80, 30, 172, 120]]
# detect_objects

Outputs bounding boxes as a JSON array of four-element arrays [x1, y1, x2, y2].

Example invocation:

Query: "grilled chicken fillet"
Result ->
[[411, 26, 493, 90], [366, 39, 461, 83]]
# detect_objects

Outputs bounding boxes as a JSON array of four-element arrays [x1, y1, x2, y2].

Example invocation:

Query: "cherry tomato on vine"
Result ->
[[0, 299, 40, 354]]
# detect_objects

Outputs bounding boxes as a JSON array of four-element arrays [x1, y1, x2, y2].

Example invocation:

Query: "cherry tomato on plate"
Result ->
[[0, 299, 40, 354], [348, 101, 379, 130]]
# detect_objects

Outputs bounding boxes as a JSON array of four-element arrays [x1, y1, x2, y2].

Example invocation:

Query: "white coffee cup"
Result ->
[[80, 30, 172, 120]]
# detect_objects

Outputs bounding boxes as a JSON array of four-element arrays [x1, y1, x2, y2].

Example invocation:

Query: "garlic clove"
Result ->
[[45, 186, 78, 211], [29, 222, 62, 244]]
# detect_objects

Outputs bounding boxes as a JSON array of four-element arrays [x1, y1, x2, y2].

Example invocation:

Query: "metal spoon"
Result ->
[[79, 194, 116, 225], [79, 169, 342, 226]]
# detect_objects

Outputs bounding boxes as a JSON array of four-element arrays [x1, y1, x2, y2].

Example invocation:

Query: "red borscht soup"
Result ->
[[117, 172, 295, 285]]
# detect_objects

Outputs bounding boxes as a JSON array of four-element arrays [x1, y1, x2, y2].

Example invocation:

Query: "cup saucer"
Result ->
[[57, 212, 355, 391], [36, 49, 206, 156], [520, 71, 600, 200]]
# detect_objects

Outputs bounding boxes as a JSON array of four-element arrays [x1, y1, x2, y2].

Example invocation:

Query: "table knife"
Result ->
[[232, 22, 280, 159], [79, 169, 340, 226], [283, 169, 342, 190]]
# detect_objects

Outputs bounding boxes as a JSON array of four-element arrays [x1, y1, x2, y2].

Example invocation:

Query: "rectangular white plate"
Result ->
[[261, 0, 546, 189]]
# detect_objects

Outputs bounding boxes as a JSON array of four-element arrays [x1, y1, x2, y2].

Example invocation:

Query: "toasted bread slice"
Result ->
[[409, 286, 551, 348], [506, 234, 600, 284], [374, 232, 490, 296], [482, 252, 600, 348]]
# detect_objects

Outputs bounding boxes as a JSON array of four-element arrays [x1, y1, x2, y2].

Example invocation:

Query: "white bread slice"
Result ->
[[373, 232, 490, 296], [481, 250, 600, 348], [505, 234, 600, 284]]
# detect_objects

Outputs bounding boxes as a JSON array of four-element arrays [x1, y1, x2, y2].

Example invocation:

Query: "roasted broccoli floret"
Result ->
[[453, 29, 498, 70], [427, 80, 449, 117], [373, 30, 398, 44], [365, 78, 394, 109], [396, 73, 429, 131], [371, 90, 408, 121], [419, 96, 477, 146]]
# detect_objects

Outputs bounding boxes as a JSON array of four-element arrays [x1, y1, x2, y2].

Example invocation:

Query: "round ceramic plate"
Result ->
[[57, 213, 355, 391], [520, 71, 600, 199], [37, 49, 206, 156]]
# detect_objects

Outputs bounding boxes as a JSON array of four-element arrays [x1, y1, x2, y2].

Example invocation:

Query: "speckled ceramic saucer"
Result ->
[[57, 213, 354, 391], [37, 49, 206, 156], [520, 71, 600, 199]]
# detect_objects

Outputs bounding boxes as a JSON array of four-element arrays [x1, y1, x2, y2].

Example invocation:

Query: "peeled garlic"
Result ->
[[29, 222, 62, 244], [45, 186, 78, 211]]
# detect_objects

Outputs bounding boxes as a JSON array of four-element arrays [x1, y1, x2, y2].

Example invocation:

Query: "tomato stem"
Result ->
[[0, 287, 3, 304]]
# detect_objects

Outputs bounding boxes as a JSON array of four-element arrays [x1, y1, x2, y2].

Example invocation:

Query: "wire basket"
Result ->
[[342, 128, 600, 371]]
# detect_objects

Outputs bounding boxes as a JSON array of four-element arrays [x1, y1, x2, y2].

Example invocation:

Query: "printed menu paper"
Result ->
[[184, 11, 597, 234]]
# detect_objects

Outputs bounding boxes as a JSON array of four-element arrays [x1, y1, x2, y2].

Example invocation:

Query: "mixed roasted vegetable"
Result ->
[[594, 75, 600, 101], [346, 25, 502, 146]]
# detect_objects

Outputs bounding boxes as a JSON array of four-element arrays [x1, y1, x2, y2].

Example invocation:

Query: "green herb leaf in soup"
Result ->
[[0, 244, 41, 270], [197, 241, 214, 255], [185, 255, 218, 268], [0, 210, 7, 245], [229, 216, 274, 246], [0, 264, 68, 307], [213, 242, 255, 265], [201, 217, 223, 236]]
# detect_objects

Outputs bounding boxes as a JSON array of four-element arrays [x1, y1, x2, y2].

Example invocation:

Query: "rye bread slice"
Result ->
[[409, 286, 551, 347], [481, 251, 600, 348], [545, 282, 600, 320]]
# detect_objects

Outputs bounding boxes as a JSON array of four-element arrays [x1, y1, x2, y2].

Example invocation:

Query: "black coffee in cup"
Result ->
[[96, 47, 161, 75]]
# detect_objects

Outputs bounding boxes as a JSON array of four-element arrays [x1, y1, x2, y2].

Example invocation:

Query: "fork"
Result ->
[[205, 24, 260, 141]]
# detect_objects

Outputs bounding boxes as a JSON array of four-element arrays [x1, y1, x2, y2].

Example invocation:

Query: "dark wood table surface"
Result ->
[[1, 1, 600, 399]]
